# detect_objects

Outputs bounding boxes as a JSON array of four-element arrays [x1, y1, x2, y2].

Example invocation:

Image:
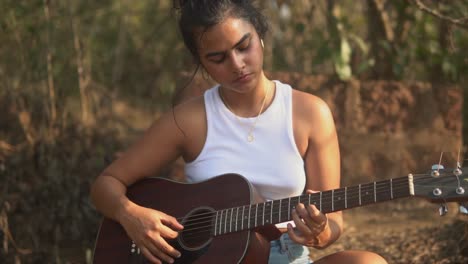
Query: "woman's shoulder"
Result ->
[[289, 86, 331, 117], [162, 94, 206, 129], [289, 86, 336, 139]]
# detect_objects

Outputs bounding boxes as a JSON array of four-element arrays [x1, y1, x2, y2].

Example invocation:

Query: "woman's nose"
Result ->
[[230, 52, 245, 73]]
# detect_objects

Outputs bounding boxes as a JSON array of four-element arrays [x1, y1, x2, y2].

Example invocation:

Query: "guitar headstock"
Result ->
[[412, 166, 468, 203]]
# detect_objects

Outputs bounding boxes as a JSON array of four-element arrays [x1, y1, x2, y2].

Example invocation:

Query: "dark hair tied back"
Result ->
[[173, 0, 268, 63]]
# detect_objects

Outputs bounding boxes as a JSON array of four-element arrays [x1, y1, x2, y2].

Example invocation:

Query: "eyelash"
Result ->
[[212, 41, 251, 64]]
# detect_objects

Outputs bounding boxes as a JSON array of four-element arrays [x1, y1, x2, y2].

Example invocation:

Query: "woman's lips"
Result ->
[[234, 73, 252, 83]]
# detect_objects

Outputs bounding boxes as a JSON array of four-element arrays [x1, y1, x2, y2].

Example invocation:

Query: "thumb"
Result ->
[[305, 189, 319, 194]]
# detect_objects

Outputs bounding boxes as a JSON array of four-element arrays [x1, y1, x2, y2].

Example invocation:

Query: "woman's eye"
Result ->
[[210, 55, 225, 64], [212, 56, 225, 64], [238, 41, 251, 51]]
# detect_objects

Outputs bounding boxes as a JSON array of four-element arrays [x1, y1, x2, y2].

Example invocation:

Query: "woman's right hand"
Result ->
[[118, 203, 184, 264]]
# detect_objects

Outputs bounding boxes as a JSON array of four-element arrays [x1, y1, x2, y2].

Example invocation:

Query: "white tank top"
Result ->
[[184, 80, 306, 227]]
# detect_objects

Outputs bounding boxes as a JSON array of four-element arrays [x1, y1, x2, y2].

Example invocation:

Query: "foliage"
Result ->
[[0, 0, 467, 262]]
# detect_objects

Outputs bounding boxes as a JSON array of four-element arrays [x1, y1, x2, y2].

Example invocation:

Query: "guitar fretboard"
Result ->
[[213, 175, 413, 236]]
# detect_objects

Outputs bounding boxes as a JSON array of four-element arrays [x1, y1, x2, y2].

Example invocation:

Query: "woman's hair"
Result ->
[[173, 0, 269, 63], [170, 0, 269, 133]]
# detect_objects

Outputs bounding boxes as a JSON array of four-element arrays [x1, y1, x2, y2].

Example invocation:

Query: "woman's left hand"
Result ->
[[287, 190, 330, 248]]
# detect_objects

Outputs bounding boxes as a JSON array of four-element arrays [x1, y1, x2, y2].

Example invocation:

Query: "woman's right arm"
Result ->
[[90, 103, 196, 264]]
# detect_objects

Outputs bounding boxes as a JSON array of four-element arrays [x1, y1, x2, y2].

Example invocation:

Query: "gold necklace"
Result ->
[[219, 83, 272, 142]]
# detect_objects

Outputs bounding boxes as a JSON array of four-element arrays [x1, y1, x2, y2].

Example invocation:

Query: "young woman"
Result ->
[[91, 1, 388, 263]]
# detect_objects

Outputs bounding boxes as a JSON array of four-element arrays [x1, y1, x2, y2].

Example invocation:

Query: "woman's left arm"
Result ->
[[288, 92, 342, 249]]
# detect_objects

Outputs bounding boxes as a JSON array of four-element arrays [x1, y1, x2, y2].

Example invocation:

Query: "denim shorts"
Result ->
[[268, 234, 313, 264]]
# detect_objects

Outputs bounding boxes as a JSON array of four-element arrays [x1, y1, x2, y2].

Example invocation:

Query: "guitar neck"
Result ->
[[214, 175, 413, 236]]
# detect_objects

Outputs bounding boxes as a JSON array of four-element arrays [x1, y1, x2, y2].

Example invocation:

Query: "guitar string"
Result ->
[[177, 175, 451, 232], [176, 173, 447, 225], [174, 174, 449, 237], [179, 178, 422, 240], [178, 189, 445, 241]]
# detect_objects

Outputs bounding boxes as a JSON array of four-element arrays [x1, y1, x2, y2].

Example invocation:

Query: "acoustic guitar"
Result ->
[[93, 166, 468, 264]]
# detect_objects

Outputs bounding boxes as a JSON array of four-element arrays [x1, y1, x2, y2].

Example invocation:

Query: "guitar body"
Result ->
[[93, 173, 274, 264]]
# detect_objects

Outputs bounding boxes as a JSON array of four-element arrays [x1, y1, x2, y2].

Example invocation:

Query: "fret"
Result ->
[[390, 179, 393, 199], [235, 207, 239, 232], [345, 187, 348, 209], [258, 203, 265, 226], [358, 184, 362, 205], [214, 211, 219, 236], [346, 185, 360, 208], [331, 190, 334, 211], [219, 210, 224, 235], [248, 205, 252, 229], [272, 200, 280, 224], [267, 201, 273, 224], [319, 192, 322, 211], [374, 182, 377, 202], [230, 208, 234, 233], [254, 204, 258, 227], [241, 206, 245, 230], [361, 183, 375, 205], [290, 196, 300, 220], [263, 201, 273, 224], [321, 190, 333, 213], [298, 194, 306, 205], [310, 193, 319, 209], [262, 203, 265, 225], [375, 180, 392, 202], [224, 209, 229, 234], [333, 188, 346, 212], [279, 199, 282, 223], [397, 177, 411, 198]]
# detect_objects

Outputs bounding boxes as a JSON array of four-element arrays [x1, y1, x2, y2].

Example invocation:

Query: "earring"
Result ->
[[261, 39, 264, 49]]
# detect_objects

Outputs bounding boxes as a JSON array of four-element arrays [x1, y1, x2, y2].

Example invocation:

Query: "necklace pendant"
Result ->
[[247, 134, 254, 142]]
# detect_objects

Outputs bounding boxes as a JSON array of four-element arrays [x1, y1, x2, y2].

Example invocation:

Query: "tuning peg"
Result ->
[[439, 204, 448, 216], [459, 203, 468, 215], [431, 164, 444, 177]]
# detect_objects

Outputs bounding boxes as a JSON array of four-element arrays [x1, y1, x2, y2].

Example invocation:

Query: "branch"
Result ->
[[409, 0, 468, 30], [373, 0, 395, 42]]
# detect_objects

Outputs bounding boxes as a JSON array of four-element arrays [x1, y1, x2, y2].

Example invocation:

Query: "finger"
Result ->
[[161, 213, 184, 231], [139, 245, 163, 264], [154, 236, 182, 259], [295, 203, 313, 223], [286, 223, 305, 244], [159, 224, 181, 240], [306, 205, 327, 229], [144, 239, 176, 264], [291, 208, 313, 237]]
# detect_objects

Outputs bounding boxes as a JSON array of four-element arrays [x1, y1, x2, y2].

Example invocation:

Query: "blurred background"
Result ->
[[1, 0, 467, 263]]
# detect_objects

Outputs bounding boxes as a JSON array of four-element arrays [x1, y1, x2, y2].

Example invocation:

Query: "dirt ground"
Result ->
[[312, 199, 468, 264]]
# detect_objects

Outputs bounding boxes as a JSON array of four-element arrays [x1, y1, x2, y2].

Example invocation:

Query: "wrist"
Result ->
[[116, 197, 136, 224]]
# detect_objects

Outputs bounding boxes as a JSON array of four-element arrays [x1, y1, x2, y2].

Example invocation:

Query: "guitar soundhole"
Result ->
[[178, 207, 214, 251]]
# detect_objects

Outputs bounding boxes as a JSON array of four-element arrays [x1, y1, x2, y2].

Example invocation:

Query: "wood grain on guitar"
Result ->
[[92, 167, 468, 264]]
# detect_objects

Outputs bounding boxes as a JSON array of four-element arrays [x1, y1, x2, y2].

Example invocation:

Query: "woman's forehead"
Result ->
[[196, 17, 255, 52]]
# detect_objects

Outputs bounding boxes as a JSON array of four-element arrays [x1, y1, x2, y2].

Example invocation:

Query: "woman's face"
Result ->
[[196, 17, 264, 94]]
